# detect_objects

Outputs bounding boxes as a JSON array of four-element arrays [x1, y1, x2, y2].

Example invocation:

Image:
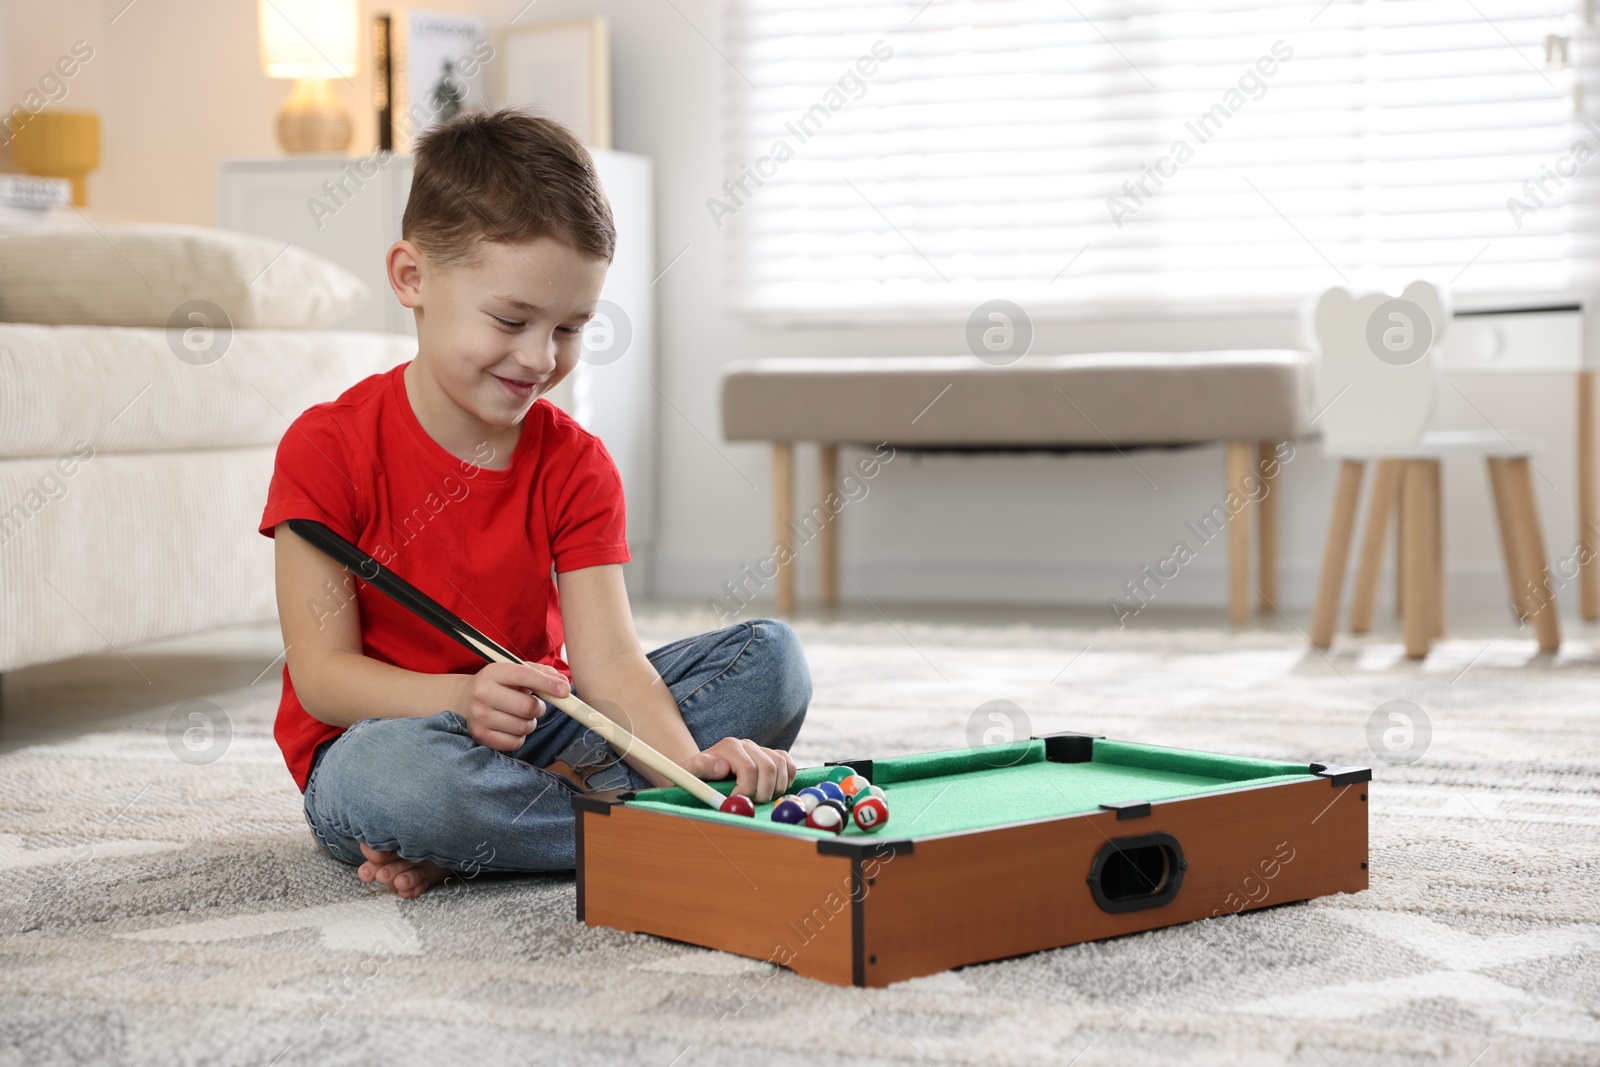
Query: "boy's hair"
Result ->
[[402, 109, 615, 265]]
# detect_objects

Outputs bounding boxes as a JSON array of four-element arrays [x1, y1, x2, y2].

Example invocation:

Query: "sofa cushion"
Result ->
[[0, 224, 368, 329], [0, 324, 414, 456], [721, 352, 1313, 447]]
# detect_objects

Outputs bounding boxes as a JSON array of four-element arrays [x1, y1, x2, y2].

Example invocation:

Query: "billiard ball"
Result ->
[[838, 774, 870, 799], [826, 766, 855, 784], [796, 786, 827, 812], [851, 796, 889, 832], [770, 798, 807, 824], [805, 801, 846, 834], [816, 780, 845, 803], [719, 794, 755, 817], [865, 785, 888, 803]]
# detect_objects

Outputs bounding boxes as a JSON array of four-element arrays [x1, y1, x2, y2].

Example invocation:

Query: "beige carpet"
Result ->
[[3, 614, 1599, 1066]]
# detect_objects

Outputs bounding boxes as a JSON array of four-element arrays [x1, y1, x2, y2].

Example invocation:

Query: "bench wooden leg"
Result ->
[[1256, 441, 1279, 614], [1349, 459, 1400, 634], [773, 443, 795, 615], [1311, 459, 1365, 650], [1504, 457, 1561, 652], [1401, 460, 1433, 659], [1580, 371, 1599, 620], [1429, 459, 1445, 638], [817, 444, 838, 606], [1226, 442, 1253, 623]]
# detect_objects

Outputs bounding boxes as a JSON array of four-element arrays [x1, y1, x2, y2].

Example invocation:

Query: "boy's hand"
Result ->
[[686, 738, 797, 804], [457, 662, 571, 752]]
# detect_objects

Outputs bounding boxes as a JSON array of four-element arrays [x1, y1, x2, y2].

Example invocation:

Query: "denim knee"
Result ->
[[741, 618, 812, 748]]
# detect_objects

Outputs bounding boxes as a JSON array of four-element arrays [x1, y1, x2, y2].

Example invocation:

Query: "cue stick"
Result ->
[[285, 518, 729, 811]]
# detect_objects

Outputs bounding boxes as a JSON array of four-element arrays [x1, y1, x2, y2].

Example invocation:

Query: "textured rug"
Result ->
[[3, 614, 1599, 1066]]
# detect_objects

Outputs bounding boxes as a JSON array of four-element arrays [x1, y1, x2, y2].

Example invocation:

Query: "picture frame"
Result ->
[[496, 16, 612, 149]]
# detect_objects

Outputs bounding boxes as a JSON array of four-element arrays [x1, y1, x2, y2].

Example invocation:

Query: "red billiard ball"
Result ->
[[805, 801, 846, 834], [719, 794, 755, 817], [851, 796, 889, 832]]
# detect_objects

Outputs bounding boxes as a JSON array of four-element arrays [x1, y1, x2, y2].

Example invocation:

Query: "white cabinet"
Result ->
[[218, 152, 658, 591]]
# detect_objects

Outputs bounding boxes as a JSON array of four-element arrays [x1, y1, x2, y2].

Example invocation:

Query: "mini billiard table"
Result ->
[[573, 732, 1370, 987]]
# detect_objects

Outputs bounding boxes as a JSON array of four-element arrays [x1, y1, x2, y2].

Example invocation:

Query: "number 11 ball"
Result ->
[[851, 796, 889, 832]]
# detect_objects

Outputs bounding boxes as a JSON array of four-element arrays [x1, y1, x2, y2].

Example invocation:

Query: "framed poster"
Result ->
[[497, 17, 611, 148]]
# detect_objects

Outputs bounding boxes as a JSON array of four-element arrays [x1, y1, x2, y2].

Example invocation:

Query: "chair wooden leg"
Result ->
[[1488, 457, 1536, 627], [817, 444, 839, 606], [1506, 457, 1562, 652], [1580, 371, 1599, 620], [1394, 497, 1405, 618], [1256, 441, 1279, 614], [773, 443, 795, 615], [1311, 459, 1365, 650], [1350, 459, 1401, 634], [1226, 441, 1253, 624], [1429, 460, 1445, 638], [1401, 460, 1432, 659]]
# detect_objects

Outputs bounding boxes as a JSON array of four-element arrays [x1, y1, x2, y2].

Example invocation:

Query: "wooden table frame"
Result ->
[[574, 736, 1371, 988]]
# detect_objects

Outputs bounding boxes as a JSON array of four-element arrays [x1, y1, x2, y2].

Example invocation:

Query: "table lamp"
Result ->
[[258, 0, 358, 154], [10, 111, 100, 206]]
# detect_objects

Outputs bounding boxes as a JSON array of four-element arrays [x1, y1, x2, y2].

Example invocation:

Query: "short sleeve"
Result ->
[[548, 432, 631, 573], [259, 405, 362, 541]]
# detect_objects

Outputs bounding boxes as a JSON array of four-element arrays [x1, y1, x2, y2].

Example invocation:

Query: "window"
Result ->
[[722, 0, 1594, 320]]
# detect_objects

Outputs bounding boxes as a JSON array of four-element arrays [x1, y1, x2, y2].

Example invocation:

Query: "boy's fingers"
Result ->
[[747, 740, 779, 802], [508, 662, 570, 697], [728, 739, 778, 802], [488, 686, 545, 720]]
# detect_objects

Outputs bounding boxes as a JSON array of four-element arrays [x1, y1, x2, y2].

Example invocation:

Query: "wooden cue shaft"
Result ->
[[286, 519, 725, 810], [450, 628, 726, 809]]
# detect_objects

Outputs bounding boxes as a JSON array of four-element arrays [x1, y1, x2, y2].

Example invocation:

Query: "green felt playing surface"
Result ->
[[622, 739, 1314, 840]]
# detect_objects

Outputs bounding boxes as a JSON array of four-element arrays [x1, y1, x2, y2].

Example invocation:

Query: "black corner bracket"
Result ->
[[1310, 763, 1373, 787], [1099, 800, 1152, 820], [570, 791, 632, 815], [825, 758, 875, 781], [817, 838, 913, 859], [1033, 731, 1104, 764]]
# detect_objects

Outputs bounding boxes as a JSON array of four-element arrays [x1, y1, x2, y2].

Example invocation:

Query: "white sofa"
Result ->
[[0, 224, 411, 672], [0, 324, 411, 672]]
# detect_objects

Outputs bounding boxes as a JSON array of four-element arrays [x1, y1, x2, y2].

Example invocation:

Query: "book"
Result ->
[[374, 10, 490, 153], [0, 174, 71, 210]]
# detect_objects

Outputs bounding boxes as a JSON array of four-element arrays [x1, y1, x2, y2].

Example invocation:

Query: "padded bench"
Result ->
[[719, 351, 1314, 620]]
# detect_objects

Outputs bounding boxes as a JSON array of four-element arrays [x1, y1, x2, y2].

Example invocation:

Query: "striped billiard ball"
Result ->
[[838, 774, 870, 799], [816, 780, 846, 803], [851, 796, 889, 832], [796, 786, 827, 813]]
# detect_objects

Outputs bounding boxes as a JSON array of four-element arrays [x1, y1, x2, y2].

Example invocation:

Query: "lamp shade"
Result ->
[[258, 0, 358, 80]]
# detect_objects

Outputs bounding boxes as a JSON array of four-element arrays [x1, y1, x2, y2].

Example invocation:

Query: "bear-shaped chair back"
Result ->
[[1300, 281, 1449, 451]]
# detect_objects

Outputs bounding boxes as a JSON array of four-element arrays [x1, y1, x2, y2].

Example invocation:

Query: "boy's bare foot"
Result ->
[[357, 842, 451, 900]]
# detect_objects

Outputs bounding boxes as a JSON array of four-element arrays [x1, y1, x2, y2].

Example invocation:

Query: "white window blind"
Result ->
[[722, 0, 1597, 320]]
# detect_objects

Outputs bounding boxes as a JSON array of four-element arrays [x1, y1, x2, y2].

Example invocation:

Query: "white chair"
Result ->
[[1305, 282, 1560, 658]]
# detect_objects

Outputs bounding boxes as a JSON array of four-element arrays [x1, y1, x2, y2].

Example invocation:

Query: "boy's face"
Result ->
[[389, 234, 609, 430]]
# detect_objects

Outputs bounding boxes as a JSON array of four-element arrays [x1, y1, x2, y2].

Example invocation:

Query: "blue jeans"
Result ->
[[301, 619, 811, 874]]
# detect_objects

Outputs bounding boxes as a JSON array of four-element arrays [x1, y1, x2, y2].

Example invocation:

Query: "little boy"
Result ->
[[260, 110, 811, 899]]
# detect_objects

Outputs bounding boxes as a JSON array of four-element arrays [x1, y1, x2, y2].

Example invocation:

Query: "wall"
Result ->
[[2, 1, 1585, 624]]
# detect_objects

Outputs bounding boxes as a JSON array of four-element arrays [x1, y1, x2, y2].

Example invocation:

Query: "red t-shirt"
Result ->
[[258, 362, 631, 792]]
